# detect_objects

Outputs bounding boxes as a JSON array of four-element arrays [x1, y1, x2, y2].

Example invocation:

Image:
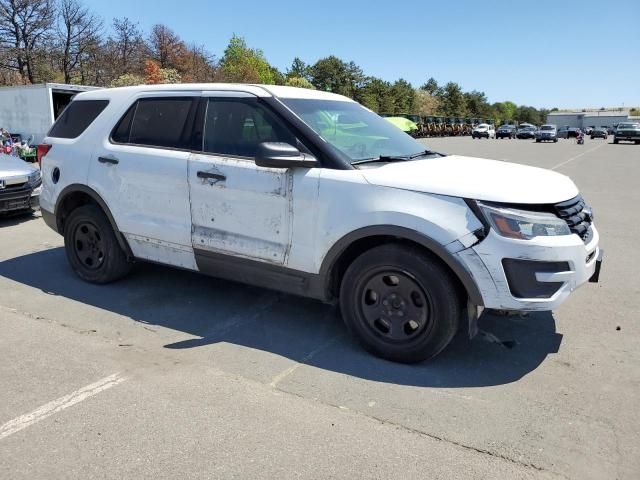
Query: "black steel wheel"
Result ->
[[357, 268, 433, 344], [72, 220, 105, 270], [64, 204, 131, 283], [340, 244, 462, 363]]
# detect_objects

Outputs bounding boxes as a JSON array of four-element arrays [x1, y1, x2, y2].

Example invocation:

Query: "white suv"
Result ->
[[471, 123, 495, 139], [39, 84, 602, 363]]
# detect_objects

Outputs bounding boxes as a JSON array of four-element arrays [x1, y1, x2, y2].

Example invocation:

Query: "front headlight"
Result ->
[[478, 202, 571, 239], [27, 170, 41, 186]]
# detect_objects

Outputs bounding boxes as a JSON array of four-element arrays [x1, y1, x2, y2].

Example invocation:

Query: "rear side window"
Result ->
[[112, 97, 194, 149], [48, 100, 108, 139]]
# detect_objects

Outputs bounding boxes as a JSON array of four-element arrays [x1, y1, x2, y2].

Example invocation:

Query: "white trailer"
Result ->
[[0, 83, 100, 144]]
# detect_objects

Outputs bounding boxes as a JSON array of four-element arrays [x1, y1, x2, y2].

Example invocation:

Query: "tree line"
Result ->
[[1, 0, 551, 124]]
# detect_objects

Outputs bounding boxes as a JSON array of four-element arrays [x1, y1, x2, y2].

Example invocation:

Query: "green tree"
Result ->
[[220, 34, 274, 84], [160, 67, 181, 84], [286, 57, 309, 80], [493, 101, 518, 123], [390, 79, 415, 113], [308, 56, 364, 99], [270, 66, 286, 85], [437, 82, 466, 116], [414, 89, 439, 115], [284, 76, 315, 89], [514, 105, 542, 124], [110, 72, 144, 87], [308, 56, 345, 92], [359, 77, 393, 113], [464, 90, 491, 117], [420, 77, 440, 95]]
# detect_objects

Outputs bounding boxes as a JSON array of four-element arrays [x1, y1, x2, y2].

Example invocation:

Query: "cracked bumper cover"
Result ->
[[454, 225, 600, 311]]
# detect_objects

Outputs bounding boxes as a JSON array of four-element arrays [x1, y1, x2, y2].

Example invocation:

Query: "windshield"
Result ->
[[618, 123, 639, 129], [279, 98, 425, 162], [540, 125, 555, 131]]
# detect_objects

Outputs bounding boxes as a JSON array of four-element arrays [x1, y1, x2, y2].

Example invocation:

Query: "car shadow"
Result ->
[[0, 209, 39, 227], [0, 247, 563, 388]]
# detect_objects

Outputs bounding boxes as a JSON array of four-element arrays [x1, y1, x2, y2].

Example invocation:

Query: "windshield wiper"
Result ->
[[351, 149, 443, 165]]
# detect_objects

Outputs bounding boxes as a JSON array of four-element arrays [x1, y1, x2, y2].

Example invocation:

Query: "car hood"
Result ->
[[359, 155, 579, 204], [0, 153, 38, 179]]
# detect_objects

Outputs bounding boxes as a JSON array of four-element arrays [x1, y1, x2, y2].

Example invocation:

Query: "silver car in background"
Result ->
[[0, 154, 41, 214], [535, 124, 558, 142]]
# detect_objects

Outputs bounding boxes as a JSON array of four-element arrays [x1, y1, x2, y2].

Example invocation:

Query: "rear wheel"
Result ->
[[64, 204, 131, 284], [614, 138, 619, 144], [339, 244, 461, 363]]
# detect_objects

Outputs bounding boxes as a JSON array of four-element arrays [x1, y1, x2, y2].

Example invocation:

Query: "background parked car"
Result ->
[[0, 153, 41, 215], [516, 125, 537, 139], [557, 127, 581, 139], [535, 124, 558, 142], [471, 123, 495, 139], [613, 122, 640, 144], [590, 127, 608, 140], [496, 125, 516, 139]]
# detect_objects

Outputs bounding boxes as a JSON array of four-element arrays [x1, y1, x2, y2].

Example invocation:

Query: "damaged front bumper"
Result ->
[[455, 225, 601, 311]]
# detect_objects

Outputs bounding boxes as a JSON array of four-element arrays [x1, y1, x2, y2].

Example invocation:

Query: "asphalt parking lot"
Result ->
[[1, 136, 639, 479]]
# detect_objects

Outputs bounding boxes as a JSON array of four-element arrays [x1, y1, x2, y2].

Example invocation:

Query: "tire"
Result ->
[[536, 139, 540, 143], [63, 204, 131, 284], [614, 138, 618, 144], [339, 244, 462, 363]]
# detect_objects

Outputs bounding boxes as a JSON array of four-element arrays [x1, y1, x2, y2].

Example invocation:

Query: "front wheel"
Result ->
[[64, 204, 132, 284], [339, 244, 462, 363]]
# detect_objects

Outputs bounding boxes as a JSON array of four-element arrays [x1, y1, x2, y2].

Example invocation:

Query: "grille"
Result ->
[[0, 183, 32, 212], [554, 195, 593, 242]]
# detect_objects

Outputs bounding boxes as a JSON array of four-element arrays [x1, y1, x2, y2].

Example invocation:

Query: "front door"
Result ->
[[188, 93, 301, 265]]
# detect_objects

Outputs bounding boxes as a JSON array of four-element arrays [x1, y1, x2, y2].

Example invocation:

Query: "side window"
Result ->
[[202, 99, 297, 158], [112, 97, 194, 149], [48, 100, 109, 139]]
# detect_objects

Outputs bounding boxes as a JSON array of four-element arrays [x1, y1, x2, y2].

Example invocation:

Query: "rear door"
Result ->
[[188, 92, 302, 266], [89, 92, 200, 269]]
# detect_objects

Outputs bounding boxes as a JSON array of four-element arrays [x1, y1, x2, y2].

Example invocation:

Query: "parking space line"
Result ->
[[0, 373, 126, 440], [551, 142, 606, 170], [270, 334, 344, 388]]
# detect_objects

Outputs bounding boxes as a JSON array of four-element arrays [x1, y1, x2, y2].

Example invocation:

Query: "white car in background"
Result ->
[[471, 123, 495, 139], [0, 153, 41, 214], [39, 84, 602, 363]]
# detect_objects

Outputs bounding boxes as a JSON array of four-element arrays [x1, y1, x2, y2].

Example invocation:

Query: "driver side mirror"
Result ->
[[255, 142, 317, 169]]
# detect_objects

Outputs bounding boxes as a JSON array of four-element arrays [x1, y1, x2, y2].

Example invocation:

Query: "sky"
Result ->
[[84, 0, 640, 109]]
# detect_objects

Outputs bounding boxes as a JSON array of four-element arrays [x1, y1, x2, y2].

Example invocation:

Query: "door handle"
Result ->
[[98, 156, 119, 165], [197, 171, 226, 181]]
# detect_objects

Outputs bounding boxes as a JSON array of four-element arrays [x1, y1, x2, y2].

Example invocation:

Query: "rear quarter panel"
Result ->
[[40, 93, 130, 216]]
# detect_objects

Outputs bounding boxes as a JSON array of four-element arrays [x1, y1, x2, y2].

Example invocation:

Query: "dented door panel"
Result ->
[[188, 153, 292, 264]]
